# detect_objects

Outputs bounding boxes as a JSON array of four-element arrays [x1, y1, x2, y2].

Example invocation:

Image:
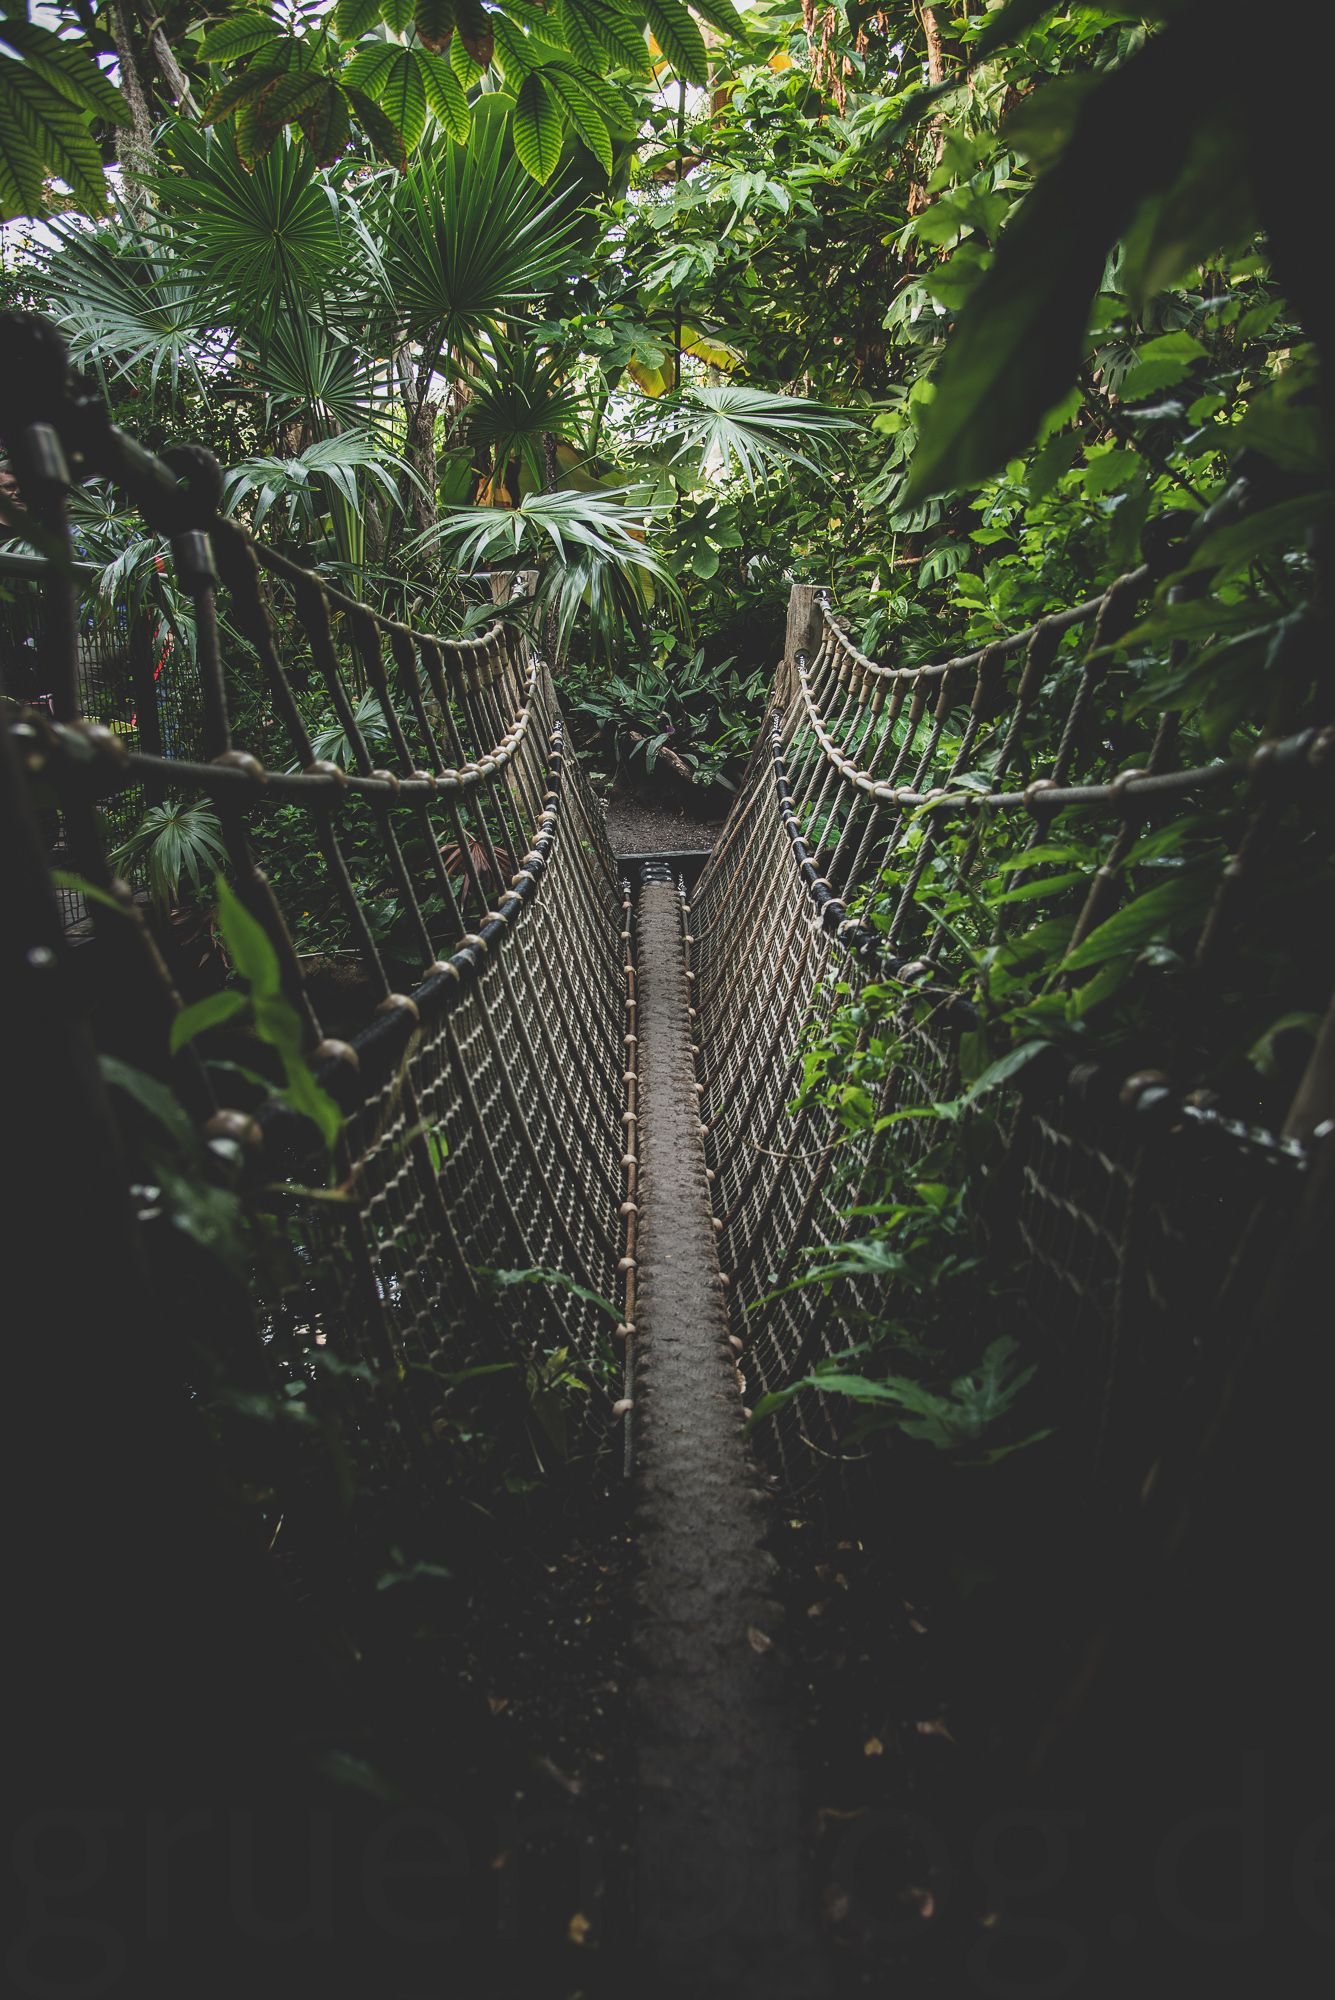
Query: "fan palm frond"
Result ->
[[43, 207, 224, 401], [64, 485, 198, 666], [152, 122, 351, 333], [253, 319, 387, 437], [534, 544, 677, 666], [644, 385, 859, 487], [466, 338, 588, 491], [416, 487, 671, 575], [378, 125, 582, 362], [413, 488, 683, 664], [111, 801, 227, 912]]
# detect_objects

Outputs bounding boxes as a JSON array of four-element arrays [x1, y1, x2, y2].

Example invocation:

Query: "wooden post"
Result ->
[[489, 568, 539, 605], [780, 582, 825, 706]]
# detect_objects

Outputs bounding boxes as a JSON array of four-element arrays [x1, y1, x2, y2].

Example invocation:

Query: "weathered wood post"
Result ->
[[780, 581, 825, 709], [489, 567, 539, 606]]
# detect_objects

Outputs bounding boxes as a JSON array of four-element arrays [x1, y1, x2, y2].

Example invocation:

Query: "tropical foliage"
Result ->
[[4, 3, 1330, 1450]]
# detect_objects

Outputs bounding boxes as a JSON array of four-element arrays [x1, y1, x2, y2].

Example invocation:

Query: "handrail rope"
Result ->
[[795, 648, 1330, 819], [818, 570, 1151, 683]]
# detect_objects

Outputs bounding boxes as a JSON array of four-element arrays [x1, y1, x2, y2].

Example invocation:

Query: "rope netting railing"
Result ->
[[690, 520, 1334, 1504], [0, 314, 633, 1597]]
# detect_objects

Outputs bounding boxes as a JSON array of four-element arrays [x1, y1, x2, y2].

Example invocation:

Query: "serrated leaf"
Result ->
[[449, 29, 484, 81], [335, 0, 387, 35], [199, 14, 285, 63], [298, 80, 353, 164], [556, 60, 636, 137], [0, 73, 53, 219], [201, 63, 287, 125], [418, 48, 471, 141], [2, 21, 131, 124], [343, 83, 409, 167], [456, 0, 494, 68], [690, 0, 746, 31], [333, 0, 385, 34], [555, 0, 609, 74], [341, 42, 401, 94], [4, 63, 113, 214], [381, 48, 427, 150], [242, 68, 330, 158], [547, 67, 611, 174], [574, 0, 651, 73], [644, 0, 708, 82], [491, 14, 535, 79], [1118, 330, 1206, 401], [512, 70, 564, 182], [415, 0, 458, 48]]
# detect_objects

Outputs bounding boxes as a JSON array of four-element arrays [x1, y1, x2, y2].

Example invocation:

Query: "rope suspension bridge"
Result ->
[[4, 313, 1333, 1997]]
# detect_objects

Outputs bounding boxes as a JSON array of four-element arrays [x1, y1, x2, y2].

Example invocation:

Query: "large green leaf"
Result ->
[[1121, 111, 1257, 305], [243, 68, 332, 160], [556, 0, 611, 74], [418, 49, 472, 142], [200, 63, 287, 126], [0, 49, 123, 219], [199, 14, 285, 63], [2, 18, 132, 123], [343, 83, 410, 168], [415, 0, 459, 52], [456, 0, 495, 68], [298, 80, 353, 165], [905, 10, 1228, 500], [341, 42, 401, 95], [380, 48, 428, 152], [547, 66, 612, 175], [687, 0, 747, 35], [335, 0, 388, 36], [644, 0, 709, 83], [1060, 870, 1214, 974]]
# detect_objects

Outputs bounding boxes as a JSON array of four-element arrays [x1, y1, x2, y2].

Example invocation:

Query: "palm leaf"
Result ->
[[377, 124, 581, 358], [43, 208, 224, 403], [150, 123, 349, 332], [645, 385, 858, 487]]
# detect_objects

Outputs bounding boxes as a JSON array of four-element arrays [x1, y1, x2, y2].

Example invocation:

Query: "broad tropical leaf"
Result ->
[[512, 72, 564, 182], [419, 50, 472, 143], [0, 20, 129, 222]]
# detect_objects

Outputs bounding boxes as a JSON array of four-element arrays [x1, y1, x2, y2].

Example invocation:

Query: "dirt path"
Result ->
[[604, 792, 725, 857], [630, 878, 829, 1998]]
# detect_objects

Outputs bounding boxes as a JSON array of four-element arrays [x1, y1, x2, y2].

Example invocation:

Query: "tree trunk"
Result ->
[[109, 0, 155, 214], [906, 4, 951, 216], [142, 7, 198, 115]]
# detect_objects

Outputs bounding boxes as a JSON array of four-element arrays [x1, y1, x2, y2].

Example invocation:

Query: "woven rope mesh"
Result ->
[[690, 580, 1321, 1501], [3, 373, 632, 1597], [3, 323, 1328, 1553]]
